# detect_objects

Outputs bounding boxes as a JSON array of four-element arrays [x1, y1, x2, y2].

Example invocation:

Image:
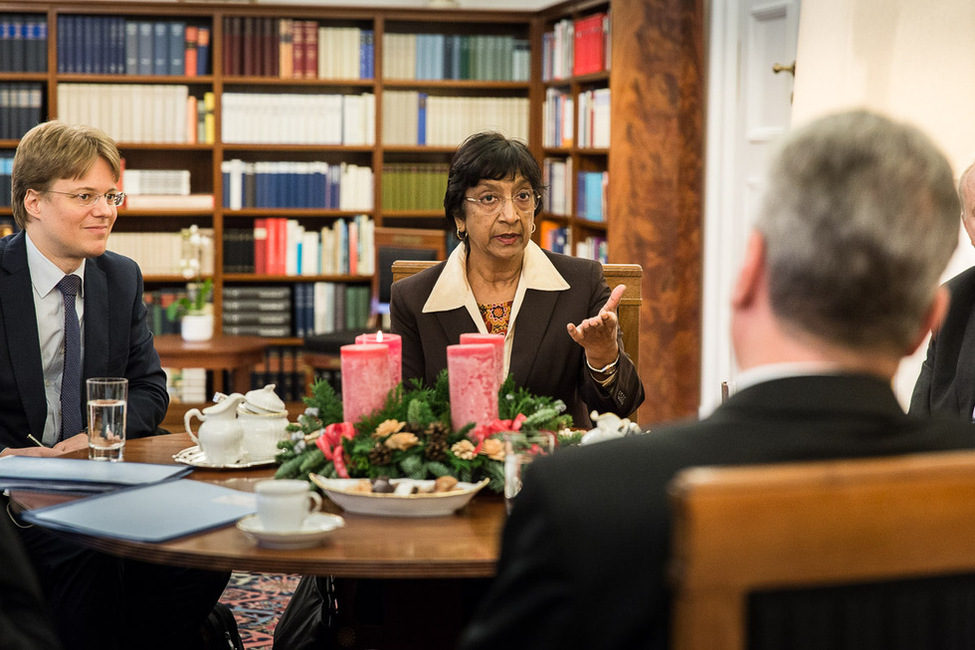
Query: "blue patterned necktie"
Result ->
[[57, 274, 82, 442]]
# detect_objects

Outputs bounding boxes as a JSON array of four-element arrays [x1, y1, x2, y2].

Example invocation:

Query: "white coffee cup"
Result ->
[[255, 479, 322, 532]]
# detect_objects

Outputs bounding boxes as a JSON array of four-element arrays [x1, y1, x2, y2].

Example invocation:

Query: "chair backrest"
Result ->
[[391, 260, 642, 375], [668, 450, 975, 650], [372, 228, 447, 317]]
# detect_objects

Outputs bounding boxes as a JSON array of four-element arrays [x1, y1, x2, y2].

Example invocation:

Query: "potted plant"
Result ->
[[167, 277, 214, 342]]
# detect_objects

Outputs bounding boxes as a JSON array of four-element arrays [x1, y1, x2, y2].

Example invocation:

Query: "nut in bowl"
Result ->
[[309, 475, 490, 517]]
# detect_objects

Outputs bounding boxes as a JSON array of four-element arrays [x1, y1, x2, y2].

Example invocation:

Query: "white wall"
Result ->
[[791, 0, 975, 406]]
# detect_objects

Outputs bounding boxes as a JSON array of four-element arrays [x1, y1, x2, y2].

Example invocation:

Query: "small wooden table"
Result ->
[[12, 433, 505, 579], [153, 334, 268, 395]]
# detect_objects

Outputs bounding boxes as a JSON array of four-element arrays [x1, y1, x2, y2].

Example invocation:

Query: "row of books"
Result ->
[[577, 235, 609, 264], [543, 157, 574, 216], [57, 84, 200, 144], [380, 163, 449, 211], [543, 88, 573, 148], [163, 367, 208, 404], [382, 33, 530, 82], [381, 91, 529, 147], [222, 18, 374, 80], [577, 171, 608, 222], [0, 14, 47, 73], [223, 215, 375, 277], [221, 92, 375, 145], [577, 88, 611, 149], [109, 229, 216, 276], [250, 346, 307, 402], [56, 16, 211, 77], [542, 12, 610, 81], [289, 282, 372, 337], [538, 221, 570, 255], [0, 83, 43, 141], [123, 169, 191, 196], [216, 283, 371, 338], [221, 160, 374, 210]]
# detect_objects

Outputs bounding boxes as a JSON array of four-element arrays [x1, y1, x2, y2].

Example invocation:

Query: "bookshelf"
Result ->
[[0, 0, 705, 425]]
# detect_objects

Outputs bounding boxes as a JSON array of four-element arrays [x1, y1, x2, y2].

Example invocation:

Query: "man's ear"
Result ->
[[23, 189, 42, 219], [732, 231, 767, 309], [907, 286, 950, 356]]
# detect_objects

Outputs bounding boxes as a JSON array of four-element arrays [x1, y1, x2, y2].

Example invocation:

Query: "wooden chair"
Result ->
[[669, 450, 975, 650], [391, 260, 642, 375]]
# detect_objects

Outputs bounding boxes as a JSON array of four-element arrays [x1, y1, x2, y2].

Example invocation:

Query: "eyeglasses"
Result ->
[[465, 190, 540, 216], [44, 190, 126, 207]]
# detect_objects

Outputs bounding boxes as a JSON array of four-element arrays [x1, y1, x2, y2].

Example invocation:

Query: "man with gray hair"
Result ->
[[458, 110, 975, 650], [910, 160, 975, 419]]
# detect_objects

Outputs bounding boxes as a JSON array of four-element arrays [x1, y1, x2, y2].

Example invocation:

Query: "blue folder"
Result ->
[[21, 479, 257, 543], [0, 456, 192, 493]]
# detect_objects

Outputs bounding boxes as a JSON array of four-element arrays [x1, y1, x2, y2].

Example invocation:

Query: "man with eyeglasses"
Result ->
[[0, 120, 229, 650]]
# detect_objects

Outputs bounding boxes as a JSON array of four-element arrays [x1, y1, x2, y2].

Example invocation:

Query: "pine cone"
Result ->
[[423, 422, 450, 461], [367, 443, 393, 466]]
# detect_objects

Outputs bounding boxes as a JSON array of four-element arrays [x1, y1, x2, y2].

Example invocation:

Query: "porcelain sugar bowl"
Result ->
[[238, 384, 290, 462]]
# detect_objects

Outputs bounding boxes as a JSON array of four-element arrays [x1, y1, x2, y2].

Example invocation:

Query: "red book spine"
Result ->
[[243, 17, 256, 76], [184, 25, 198, 77], [253, 218, 267, 275], [304, 20, 318, 79], [261, 18, 274, 76], [292, 20, 305, 78], [274, 218, 288, 275]]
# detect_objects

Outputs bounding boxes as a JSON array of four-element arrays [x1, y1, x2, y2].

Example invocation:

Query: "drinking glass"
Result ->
[[87, 378, 128, 461], [503, 431, 555, 513]]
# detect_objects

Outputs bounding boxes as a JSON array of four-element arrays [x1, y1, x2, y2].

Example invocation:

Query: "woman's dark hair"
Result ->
[[443, 131, 545, 233]]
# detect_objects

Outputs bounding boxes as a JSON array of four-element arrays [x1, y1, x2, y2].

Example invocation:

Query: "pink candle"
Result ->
[[459, 333, 505, 385], [341, 343, 390, 422], [447, 343, 500, 431], [355, 331, 402, 390]]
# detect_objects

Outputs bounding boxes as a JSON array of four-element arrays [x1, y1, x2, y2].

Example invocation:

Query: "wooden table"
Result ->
[[153, 334, 268, 395], [13, 433, 505, 579]]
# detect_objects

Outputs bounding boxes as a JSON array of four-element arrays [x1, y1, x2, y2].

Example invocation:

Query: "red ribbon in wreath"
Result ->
[[315, 422, 356, 478]]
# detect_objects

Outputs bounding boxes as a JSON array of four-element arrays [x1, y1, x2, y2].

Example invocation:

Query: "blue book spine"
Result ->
[[29, 15, 47, 73], [169, 22, 184, 76], [137, 21, 153, 75], [196, 26, 210, 76], [10, 15, 24, 73], [417, 92, 427, 146], [221, 164, 230, 209], [152, 21, 168, 75], [124, 20, 138, 74], [56, 16, 67, 73]]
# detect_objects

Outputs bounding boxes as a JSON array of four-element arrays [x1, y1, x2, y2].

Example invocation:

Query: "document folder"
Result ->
[[21, 479, 257, 542], [0, 456, 193, 493]]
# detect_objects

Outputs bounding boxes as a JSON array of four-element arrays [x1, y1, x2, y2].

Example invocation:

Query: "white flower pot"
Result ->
[[181, 313, 214, 342]]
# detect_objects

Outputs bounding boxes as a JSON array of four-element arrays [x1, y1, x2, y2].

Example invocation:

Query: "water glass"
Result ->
[[87, 377, 128, 461], [503, 431, 555, 513]]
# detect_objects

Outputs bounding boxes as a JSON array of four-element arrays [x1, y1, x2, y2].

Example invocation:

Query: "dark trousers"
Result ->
[[274, 576, 490, 650], [17, 521, 230, 650]]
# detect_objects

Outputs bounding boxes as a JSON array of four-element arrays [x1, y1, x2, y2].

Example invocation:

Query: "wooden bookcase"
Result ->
[[0, 0, 705, 425]]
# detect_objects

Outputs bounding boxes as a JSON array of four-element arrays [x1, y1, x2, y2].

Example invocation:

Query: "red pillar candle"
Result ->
[[447, 343, 500, 432], [355, 331, 402, 390], [459, 333, 505, 385], [340, 343, 390, 422]]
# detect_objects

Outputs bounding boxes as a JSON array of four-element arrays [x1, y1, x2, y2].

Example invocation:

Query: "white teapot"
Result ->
[[184, 393, 246, 465], [237, 384, 290, 462]]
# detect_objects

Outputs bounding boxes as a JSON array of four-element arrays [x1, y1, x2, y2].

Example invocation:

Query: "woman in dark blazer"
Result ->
[[390, 131, 644, 427]]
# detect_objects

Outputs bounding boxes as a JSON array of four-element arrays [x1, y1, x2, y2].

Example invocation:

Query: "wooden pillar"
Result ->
[[608, 0, 705, 424]]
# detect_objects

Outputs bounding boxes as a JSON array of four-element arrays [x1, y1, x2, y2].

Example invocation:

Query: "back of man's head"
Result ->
[[756, 110, 958, 356]]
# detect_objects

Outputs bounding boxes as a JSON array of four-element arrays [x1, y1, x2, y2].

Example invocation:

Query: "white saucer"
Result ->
[[173, 446, 276, 470], [236, 513, 345, 549]]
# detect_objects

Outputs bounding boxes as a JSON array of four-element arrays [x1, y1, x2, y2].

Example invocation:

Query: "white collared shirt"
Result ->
[[422, 241, 570, 378], [26, 232, 86, 445]]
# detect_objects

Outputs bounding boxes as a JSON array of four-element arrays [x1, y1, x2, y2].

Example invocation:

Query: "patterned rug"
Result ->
[[220, 571, 300, 648]]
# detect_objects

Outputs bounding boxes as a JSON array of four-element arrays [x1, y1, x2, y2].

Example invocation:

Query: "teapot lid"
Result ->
[[243, 384, 286, 413]]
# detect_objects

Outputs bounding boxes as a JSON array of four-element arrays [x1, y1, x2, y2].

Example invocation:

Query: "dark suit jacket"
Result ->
[[389, 249, 644, 426], [910, 265, 975, 420], [0, 508, 61, 649], [458, 374, 975, 650], [0, 231, 169, 451]]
